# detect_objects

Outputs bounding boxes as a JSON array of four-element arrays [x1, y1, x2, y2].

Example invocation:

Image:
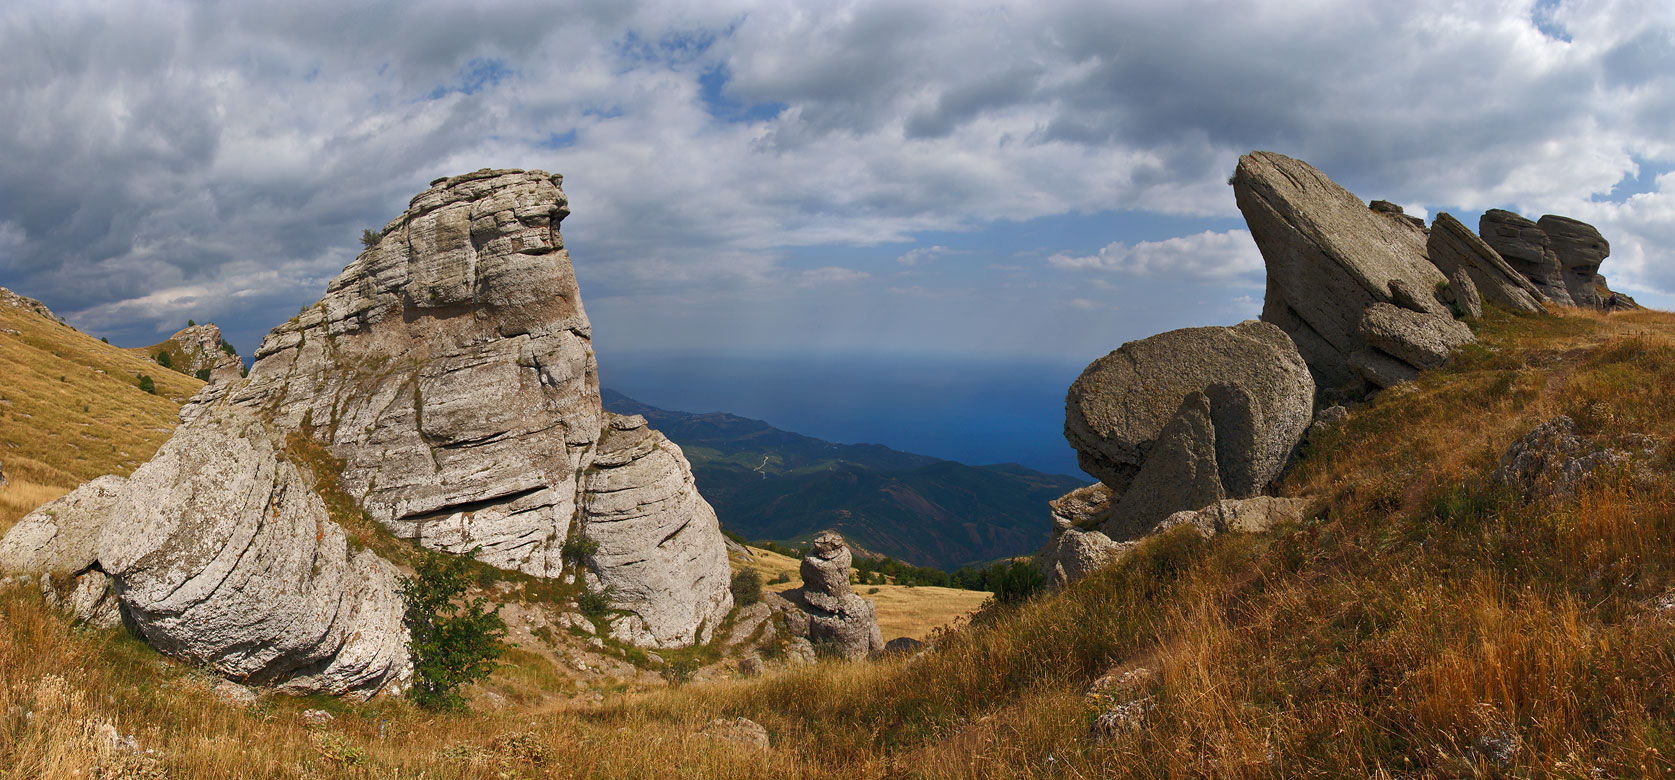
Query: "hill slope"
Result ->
[[603, 389, 1085, 569], [0, 292, 200, 532]]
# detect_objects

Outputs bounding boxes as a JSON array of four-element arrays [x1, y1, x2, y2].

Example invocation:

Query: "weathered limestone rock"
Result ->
[[1494, 416, 1660, 500], [1348, 347, 1419, 389], [1368, 199, 1426, 231], [1480, 210, 1574, 306], [1065, 320, 1314, 498], [0, 286, 58, 321], [164, 323, 244, 382], [1538, 215, 1610, 309], [1156, 496, 1313, 537], [1357, 303, 1475, 371], [1104, 392, 1225, 538], [1426, 213, 1547, 315], [205, 168, 730, 649], [0, 408, 411, 697], [767, 531, 883, 660], [1233, 151, 1462, 391], [582, 415, 733, 647], [1445, 267, 1484, 320], [1039, 484, 1131, 589]]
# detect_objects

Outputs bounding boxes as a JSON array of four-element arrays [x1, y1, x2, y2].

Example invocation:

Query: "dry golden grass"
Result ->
[[7, 304, 1675, 778]]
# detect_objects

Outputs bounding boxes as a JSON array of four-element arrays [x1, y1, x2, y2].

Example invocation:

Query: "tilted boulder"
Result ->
[[1480, 210, 1574, 306], [1426, 213, 1546, 315], [766, 531, 883, 660], [1064, 320, 1314, 501], [1038, 484, 1130, 590], [1537, 215, 1609, 309], [210, 169, 730, 648], [1444, 267, 1484, 320], [1103, 391, 1226, 538], [1357, 303, 1475, 371], [0, 408, 410, 698], [1232, 151, 1471, 392]]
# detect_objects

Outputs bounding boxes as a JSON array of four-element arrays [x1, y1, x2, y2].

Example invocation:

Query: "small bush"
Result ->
[[576, 586, 614, 623], [186, 319, 195, 327], [220, 341, 236, 356], [155, 351, 172, 369], [195, 368, 211, 381], [770, 571, 792, 585], [137, 375, 156, 394], [360, 228, 383, 248], [401, 548, 508, 711], [731, 568, 762, 607], [560, 532, 600, 563], [100, 337, 108, 344], [660, 657, 699, 686]]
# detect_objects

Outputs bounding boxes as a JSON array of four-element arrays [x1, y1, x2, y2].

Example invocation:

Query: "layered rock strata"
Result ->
[[766, 531, 883, 660], [1232, 151, 1472, 393], [1426, 213, 1546, 315], [0, 407, 410, 697], [162, 323, 244, 382], [211, 169, 730, 648], [1537, 215, 1609, 309], [1480, 209, 1573, 306]]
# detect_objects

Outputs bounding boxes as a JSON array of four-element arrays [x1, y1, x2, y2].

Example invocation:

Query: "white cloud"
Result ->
[[793, 266, 871, 288], [896, 245, 960, 265], [1047, 230, 1263, 283]]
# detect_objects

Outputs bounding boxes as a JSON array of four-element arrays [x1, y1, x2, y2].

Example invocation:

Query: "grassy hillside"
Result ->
[[5, 304, 1675, 778], [0, 302, 200, 533]]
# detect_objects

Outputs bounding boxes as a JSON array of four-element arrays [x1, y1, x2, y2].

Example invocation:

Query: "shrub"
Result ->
[[576, 586, 614, 623], [731, 568, 762, 607], [195, 368, 211, 381], [560, 532, 600, 563], [100, 337, 108, 344], [187, 319, 195, 327], [155, 351, 172, 369], [360, 228, 383, 248], [220, 341, 236, 356], [660, 657, 699, 686], [137, 375, 156, 394], [400, 548, 508, 711]]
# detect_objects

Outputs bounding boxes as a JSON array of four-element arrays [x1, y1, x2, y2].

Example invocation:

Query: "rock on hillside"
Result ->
[[1426, 213, 1547, 315], [1480, 209, 1572, 306], [766, 531, 884, 660], [1064, 320, 1314, 536], [0, 287, 58, 321], [0, 407, 410, 697], [145, 323, 244, 382], [204, 168, 729, 648], [1232, 151, 1472, 393]]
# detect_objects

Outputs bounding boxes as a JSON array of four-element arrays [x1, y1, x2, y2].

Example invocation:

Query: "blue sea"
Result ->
[[596, 351, 1088, 478]]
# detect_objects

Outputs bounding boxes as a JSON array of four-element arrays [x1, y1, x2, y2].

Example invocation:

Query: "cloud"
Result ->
[[1047, 230, 1263, 284], [793, 266, 871, 287], [896, 245, 961, 265]]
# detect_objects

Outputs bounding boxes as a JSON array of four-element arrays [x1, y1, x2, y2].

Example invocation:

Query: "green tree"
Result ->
[[195, 368, 212, 381], [187, 319, 196, 327], [137, 375, 156, 394], [360, 228, 383, 248], [730, 568, 762, 607], [400, 548, 508, 711], [155, 351, 172, 369]]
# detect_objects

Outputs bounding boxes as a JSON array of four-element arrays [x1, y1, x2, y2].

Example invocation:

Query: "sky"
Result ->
[[2, 0, 1673, 474]]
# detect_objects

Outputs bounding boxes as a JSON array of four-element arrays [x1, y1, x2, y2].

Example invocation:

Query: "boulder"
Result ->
[[1232, 151, 1460, 391], [1156, 496, 1313, 537], [1537, 215, 1610, 309], [1480, 210, 1574, 306], [1426, 213, 1546, 314], [883, 637, 926, 656], [1493, 416, 1660, 500], [0, 407, 411, 698], [1368, 199, 1426, 231], [766, 531, 884, 660], [1444, 267, 1484, 320], [1357, 303, 1474, 371], [1064, 320, 1314, 498], [701, 717, 770, 751], [1039, 485, 1131, 589], [200, 168, 729, 649]]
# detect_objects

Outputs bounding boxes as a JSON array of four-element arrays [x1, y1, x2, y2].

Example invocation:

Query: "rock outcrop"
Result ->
[[766, 531, 883, 660], [210, 168, 730, 648], [1064, 321, 1314, 531], [164, 323, 244, 382], [1232, 151, 1472, 393], [0, 286, 58, 321], [1537, 215, 1609, 309], [1493, 416, 1660, 500], [1479, 210, 1573, 306], [1038, 484, 1130, 589], [0, 408, 410, 697], [1443, 267, 1484, 320], [1427, 213, 1547, 315]]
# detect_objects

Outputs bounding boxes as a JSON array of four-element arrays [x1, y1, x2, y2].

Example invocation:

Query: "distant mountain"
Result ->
[[603, 389, 1086, 570]]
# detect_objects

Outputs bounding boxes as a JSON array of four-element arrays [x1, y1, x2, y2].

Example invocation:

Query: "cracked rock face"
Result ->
[[1480, 209, 1574, 306], [1537, 215, 1610, 309], [167, 323, 244, 382], [212, 168, 729, 649], [1427, 213, 1547, 315], [0, 408, 410, 698], [1232, 151, 1470, 393]]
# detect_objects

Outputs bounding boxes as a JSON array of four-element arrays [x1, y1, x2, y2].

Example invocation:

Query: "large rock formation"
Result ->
[[0, 286, 58, 321], [766, 531, 883, 660], [1426, 213, 1547, 315], [1537, 215, 1609, 309], [1479, 210, 1573, 306], [1232, 151, 1472, 393], [1064, 320, 1314, 511], [205, 168, 731, 648], [0, 408, 410, 697], [168, 323, 244, 382]]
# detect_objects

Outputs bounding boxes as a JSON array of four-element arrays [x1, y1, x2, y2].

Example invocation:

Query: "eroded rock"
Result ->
[[1538, 215, 1610, 309], [1427, 212, 1547, 315], [1481, 209, 1573, 306], [766, 531, 883, 660]]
